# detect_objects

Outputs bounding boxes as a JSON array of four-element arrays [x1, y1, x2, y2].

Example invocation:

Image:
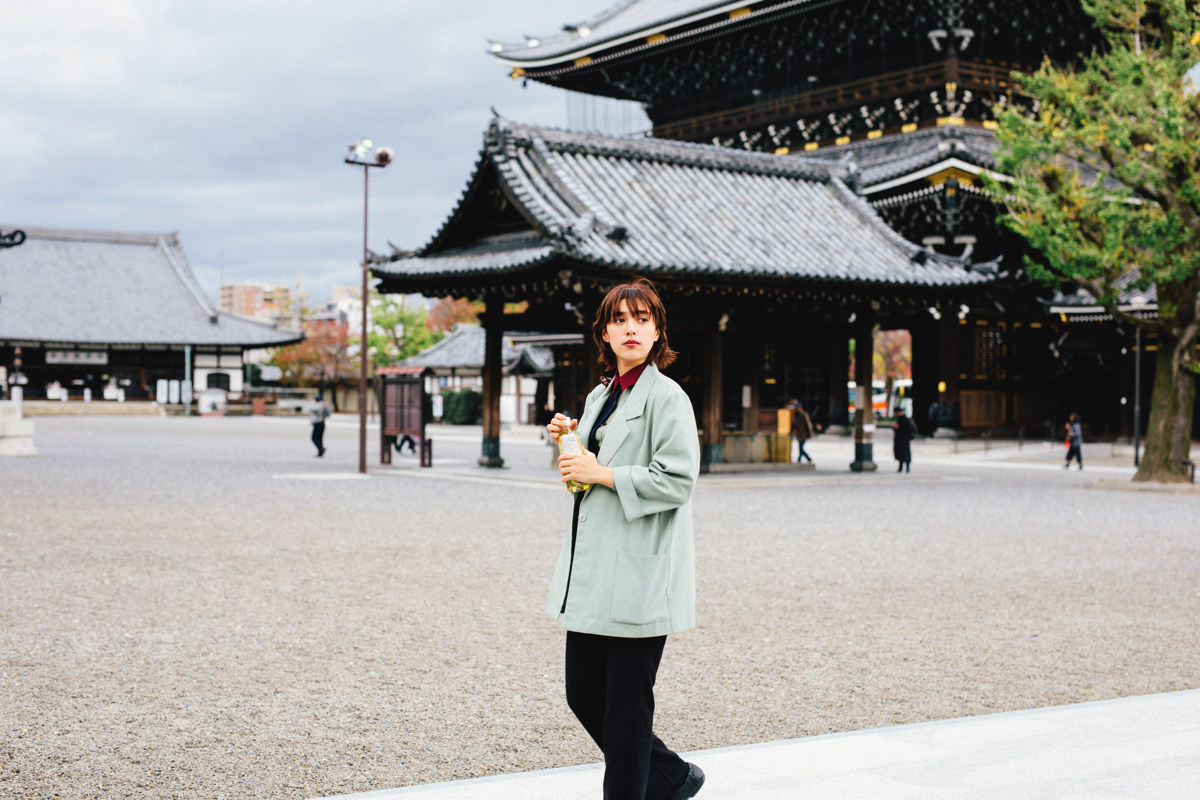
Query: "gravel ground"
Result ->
[[1, 415, 1197, 799]]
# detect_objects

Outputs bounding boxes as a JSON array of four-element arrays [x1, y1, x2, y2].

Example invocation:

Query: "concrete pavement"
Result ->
[[320, 690, 1200, 800]]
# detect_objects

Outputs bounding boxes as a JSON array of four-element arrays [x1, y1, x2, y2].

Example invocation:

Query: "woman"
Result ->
[[893, 409, 915, 472], [547, 278, 705, 800]]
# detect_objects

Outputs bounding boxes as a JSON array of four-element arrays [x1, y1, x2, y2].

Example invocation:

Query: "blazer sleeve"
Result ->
[[610, 384, 700, 522]]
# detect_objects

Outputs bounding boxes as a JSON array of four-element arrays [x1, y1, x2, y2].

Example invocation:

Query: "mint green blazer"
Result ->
[[545, 364, 700, 637]]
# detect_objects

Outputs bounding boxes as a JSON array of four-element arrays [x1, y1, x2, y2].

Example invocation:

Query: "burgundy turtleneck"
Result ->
[[588, 361, 648, 453]]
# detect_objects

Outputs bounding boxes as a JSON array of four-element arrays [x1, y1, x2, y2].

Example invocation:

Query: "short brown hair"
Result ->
[[593, 277, 677, 371]]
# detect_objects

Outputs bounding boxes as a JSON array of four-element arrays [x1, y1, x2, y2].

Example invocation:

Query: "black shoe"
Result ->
[[664, 763, 705, 800], [318, 447, 326, 457]]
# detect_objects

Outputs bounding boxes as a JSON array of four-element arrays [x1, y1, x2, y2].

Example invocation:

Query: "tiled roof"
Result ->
[[402, 323, 555, 374], [374, 118, 990, 289], [1050, 276, 1160, 310], [809, 126, 1000, 190], [394, 232, 556, 277], [0, 226, 303, 347], [814, 125, 1112, 196], [492, 1, 747, 66]]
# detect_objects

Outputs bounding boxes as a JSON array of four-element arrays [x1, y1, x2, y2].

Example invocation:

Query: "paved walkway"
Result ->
[[318, 690, 1200, 800]]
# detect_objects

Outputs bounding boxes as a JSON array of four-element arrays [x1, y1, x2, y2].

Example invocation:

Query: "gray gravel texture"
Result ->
[[1, 416, 1198, 799]]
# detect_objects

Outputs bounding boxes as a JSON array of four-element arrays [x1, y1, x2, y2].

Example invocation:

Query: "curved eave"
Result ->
[[212, 312, 307, 348], [375, 251, 992, 291], [564, 251, 994, 289], [494, 0, 814, 73], [372, 247, 560, 287], [861, 157, 1012, 195], [0, 325, 306, 349]]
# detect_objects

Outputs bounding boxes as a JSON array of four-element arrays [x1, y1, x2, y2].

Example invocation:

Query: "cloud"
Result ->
[[0, 0, 621, 300]]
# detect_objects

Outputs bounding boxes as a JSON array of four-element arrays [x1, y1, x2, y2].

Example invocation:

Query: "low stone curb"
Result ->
[[703, 461, 816, 474], [18, 400, 165, 416]]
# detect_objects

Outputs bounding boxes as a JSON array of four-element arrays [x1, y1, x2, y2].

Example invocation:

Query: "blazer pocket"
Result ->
[[610, 551, 671, 625]]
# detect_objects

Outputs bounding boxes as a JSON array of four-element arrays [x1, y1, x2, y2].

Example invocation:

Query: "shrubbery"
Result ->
[[438, 389, 482, 425]]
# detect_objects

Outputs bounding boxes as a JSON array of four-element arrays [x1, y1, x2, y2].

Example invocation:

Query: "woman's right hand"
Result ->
[[546, 413, 577, 444]]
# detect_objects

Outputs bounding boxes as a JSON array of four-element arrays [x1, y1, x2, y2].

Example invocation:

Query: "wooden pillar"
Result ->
[[534, 377, 550, 426], [479, 300, 504, 467], [513, 371, 523, 425], [850, 317, 877, 472], [911, 320, 939, 436], [827, 323, 851, 433], [702, 331, 724, 464], [934, 320, 962, 433], [1118, 329, 1134, 441], [582, 326, 601, 416], [743, 336, 761, 432]]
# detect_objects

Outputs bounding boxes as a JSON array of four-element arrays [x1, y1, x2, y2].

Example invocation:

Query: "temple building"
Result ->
[[374, 118, 993, 466], [374, 0, 1193, 466], [0, 226, 302, 402], [490, 0, 1101, 151]]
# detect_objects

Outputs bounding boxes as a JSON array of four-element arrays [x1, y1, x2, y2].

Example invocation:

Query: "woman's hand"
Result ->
[[559, 448, 614, 489], [546, 413, 576, 444]]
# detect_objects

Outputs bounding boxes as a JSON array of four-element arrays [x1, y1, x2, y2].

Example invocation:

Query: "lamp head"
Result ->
[[374, 146, 394, 166], [353, 138, 373, 160]]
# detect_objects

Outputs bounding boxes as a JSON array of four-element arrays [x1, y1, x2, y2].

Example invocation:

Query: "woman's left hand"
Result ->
[[559, 448, 614, 489]]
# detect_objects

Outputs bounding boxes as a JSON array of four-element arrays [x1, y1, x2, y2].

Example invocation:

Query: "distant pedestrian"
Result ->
[[789, 398, 814, 463], [309, 394, 331, 457], [396, 433, 417, 454], [893, 410, 916, 472], [1064, 412, 1083, 470]]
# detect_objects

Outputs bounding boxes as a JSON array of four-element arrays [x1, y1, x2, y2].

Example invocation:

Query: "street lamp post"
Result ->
[[344, 139, 393, 475]]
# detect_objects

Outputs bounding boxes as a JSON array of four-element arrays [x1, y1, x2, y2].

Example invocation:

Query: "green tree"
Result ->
[[367, 291, 443, 367], [991, 0, 1200, 482]]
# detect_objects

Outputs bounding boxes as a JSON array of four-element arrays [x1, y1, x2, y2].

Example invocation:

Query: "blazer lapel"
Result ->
[[597, 364, 656, 467]]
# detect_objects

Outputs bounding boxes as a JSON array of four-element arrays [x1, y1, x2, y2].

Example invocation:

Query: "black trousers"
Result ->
[[565, 632, 688, 800], [311, 422, 325, 452]]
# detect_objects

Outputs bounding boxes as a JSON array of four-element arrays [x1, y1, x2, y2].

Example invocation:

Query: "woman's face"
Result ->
[[602, 300, 660, 373]]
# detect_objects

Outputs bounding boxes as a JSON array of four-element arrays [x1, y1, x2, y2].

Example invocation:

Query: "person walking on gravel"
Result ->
[[308, 394, 331, 457], [1064, 412, 1083, 470], [789, 398, 815, 464], [547, 278, 705, 800]]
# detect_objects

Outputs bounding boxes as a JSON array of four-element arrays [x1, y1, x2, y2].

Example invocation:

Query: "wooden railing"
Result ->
[[652, 59, 1024, 142]]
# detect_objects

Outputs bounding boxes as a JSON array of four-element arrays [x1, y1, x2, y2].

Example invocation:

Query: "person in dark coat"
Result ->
[[1064, 412, 1083, 469], [789, 398, 815, 463], [893, 410, 915, 472]]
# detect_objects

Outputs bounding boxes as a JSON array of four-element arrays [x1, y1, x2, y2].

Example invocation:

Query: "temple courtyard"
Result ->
[[1, 415, 1197, 798]]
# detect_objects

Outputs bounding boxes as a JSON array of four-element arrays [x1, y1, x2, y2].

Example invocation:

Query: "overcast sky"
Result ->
[[2, 1, 648, 302]]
